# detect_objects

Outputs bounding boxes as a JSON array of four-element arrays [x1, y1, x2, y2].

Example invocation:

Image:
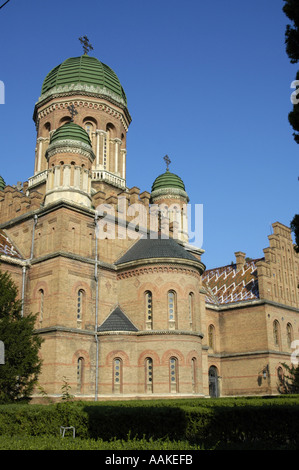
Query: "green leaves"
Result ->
[[0, 268, 43, 403]]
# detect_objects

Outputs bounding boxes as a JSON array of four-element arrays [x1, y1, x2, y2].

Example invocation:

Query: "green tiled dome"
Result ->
[[50, 122, 92, 147], [40, 55, 127, 106], [0, 176, 6, 191], [151, 169, 186, 192]]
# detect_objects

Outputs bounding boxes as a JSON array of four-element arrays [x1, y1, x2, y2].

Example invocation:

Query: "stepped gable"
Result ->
[[202, 258, 263, 305], [97, 306, 138, 332], [0, 229, 23, 260]]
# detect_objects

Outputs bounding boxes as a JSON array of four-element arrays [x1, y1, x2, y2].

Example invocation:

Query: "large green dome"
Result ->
[[151, 169, 186, 192], [40, 55, 127, 107], [50, 122, 92, 147]]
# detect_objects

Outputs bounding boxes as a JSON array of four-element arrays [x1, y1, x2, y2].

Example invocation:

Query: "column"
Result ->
[[121, 149, 127, 180]]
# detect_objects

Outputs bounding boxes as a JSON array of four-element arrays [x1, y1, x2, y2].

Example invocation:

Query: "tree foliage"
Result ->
[[290, 214, 299, 253], [283, 0, 299, 63], [283, 1, 299, 143], [0, 268, 43, 403], [280, 362, 299, 394]]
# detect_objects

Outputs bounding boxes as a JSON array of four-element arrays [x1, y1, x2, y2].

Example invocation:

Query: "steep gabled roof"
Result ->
[[202, 259, 262, 306], [97, 306, 138, 332], [0, 230, 23, 260]]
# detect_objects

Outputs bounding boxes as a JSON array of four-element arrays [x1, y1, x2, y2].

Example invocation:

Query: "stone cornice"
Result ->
[[116, 258, 204, 277], [208, 349, 292, 359], [46, 139, 95, 162], [35, 325, 204, 339], [34, 96, 131, 131], [37, 83, 127, 108], [30, 250, 116, 272], [150, 187, 189, 202], [206, 298, 299, 313]]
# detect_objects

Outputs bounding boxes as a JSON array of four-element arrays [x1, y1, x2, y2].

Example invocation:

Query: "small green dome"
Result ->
[[50, 122, 92, 147], [151, 169, 186, 192], [0, 176, 6, 191], [40, 55, 127, 107]]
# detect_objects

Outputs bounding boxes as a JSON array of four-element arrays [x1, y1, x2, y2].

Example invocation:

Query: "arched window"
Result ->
[[145, 357, 153, 393], [77, 357, 84, 393], [39, 289, 44, 322], [145, 291, 153, 330], [188, 292, 194, 329], [168, 290, 177, 329], [85, 122, 93, 136], [77, 289, 85, 325], [208, 324, 215, 349], [113, 358, 122, 393], [273, 320, 281, 349], [59, 116, 71, 126], [286, 323, 293, 348], [209, 366, 219, 398], [169, 357, 178, 393]]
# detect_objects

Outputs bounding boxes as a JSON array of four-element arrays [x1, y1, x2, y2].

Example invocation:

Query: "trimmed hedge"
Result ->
[[0, 396, 299, 449]]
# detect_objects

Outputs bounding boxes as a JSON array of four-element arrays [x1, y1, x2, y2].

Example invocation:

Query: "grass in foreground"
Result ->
[[0, 435, 203, 451]]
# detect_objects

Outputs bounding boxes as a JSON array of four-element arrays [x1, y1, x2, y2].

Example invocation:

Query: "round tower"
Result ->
[[150, 167, 189, 242], [44, 122, 95, 207], [30, 54, 131, 194]]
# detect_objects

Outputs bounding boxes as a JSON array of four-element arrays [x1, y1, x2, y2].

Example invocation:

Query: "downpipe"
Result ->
[[94, 212, 99, 401], [21, 214, 38, 317]]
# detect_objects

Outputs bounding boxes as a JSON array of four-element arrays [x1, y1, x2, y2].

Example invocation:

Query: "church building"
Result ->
[[0, 48, 298, 401]]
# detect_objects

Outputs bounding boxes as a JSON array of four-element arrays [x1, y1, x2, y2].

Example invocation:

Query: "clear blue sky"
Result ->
[[0, 0, 298, 269]]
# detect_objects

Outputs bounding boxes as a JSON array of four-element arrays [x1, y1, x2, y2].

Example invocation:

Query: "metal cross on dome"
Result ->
[[67, 104, 78, 122], [164, 154, 171, 171], [79, 36, 94, 55]]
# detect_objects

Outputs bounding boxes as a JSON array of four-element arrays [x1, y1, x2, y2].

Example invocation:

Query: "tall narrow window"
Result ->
[[113, 358, 122, 393], [77, 289, 85, 325], [273, 320, 281, 349], [191, 357, 197, 393], [169, 357, 178, 393], [145, 357, 153, 393], [208, 324, 215, 349], [85, 122, 93, 136], [168, 291, 176, 329], [145, 291, 153, 330], [39, 289, 44, 322], [188, 292, 194, 329], [77, 357, 84, 393], [286, 323, 293, 348]]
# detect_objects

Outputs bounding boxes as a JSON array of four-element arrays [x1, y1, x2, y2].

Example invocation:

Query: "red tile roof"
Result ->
[[202, 258, 263, 306]]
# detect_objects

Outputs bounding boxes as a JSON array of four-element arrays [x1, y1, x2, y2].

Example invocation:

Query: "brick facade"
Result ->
[[0, 54, 298, 401]]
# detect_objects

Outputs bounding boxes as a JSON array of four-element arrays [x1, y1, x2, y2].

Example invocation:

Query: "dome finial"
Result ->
[[79, 35, 94, 55], [67, 103, 78, 122], [163, 154, 171, 171]]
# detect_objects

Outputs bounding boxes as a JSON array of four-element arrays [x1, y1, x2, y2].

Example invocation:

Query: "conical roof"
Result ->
[[115, 237, 200, 265]]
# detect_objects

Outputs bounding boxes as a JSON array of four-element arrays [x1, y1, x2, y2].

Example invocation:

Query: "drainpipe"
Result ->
[[94, 212, 99, 401], [21, 266, 26, 317], [21, 214, 38, 317], [30, 214, 38, 260]]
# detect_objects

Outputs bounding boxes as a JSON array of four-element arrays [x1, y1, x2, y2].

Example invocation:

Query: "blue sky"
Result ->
[[0, 0, 298, 269]]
